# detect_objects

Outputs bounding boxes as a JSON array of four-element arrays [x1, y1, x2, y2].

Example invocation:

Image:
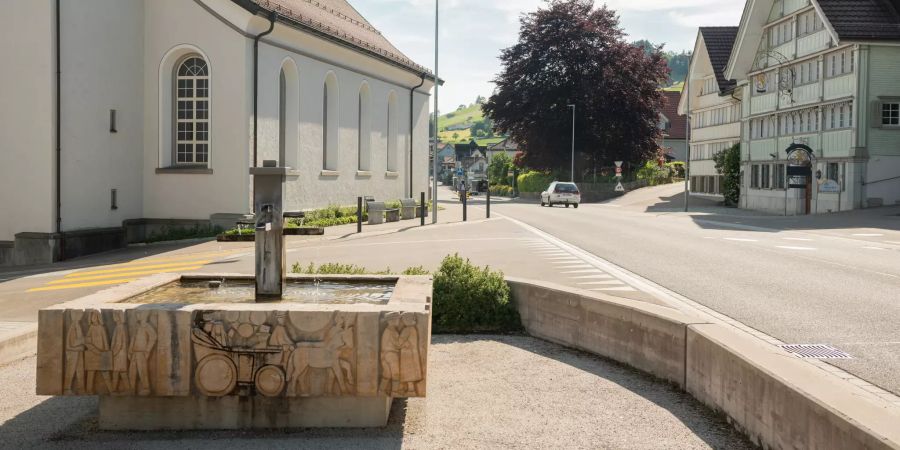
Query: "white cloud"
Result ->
[[353, 0, 745, 111]]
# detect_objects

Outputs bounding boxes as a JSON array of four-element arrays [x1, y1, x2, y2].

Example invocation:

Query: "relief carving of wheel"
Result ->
[[195, 354, 237, 396], [255, 365, 286, 397]]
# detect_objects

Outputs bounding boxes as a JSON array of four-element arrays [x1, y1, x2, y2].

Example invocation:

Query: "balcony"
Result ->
[[824, 74, 854, 100], [691, 122, 741, 142], [748, 138, 777, 160], [751, 93, 778, 115], [797, 30, 830, 58], [822, 129, 853, 157], [781, 82, 819, 108]]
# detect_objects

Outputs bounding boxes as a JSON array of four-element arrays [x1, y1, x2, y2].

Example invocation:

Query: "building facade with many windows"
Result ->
[[0, 0, 435, 264], [726, 0, 900, 214], [679, 27, 742, 197]]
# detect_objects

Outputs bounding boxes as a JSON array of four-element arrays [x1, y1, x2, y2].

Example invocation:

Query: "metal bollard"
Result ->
[[357, 196, 363, 233], [420, 191, 426, 226], [462, 189, 467, 222], [486, 188, 491, 219]]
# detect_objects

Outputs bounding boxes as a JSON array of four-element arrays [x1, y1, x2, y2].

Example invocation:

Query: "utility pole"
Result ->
[[568, 104, 575, 182], [684, 64, 692, 212], [431, 0, 439, 224]]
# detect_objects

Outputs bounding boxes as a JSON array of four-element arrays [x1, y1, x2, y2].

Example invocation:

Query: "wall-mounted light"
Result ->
[[110, 189, 118, 210], [109, 109, 117, 133]]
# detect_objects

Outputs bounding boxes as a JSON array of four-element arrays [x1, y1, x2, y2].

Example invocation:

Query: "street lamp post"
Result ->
[[568, 104, 575, 182], [431, 0, 439, 224]]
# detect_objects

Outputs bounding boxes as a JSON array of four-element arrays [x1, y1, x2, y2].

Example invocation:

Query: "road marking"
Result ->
[[783, 237, 813, 241], [63, 260, 212, 277], [578, 280, 626, 285], [556, 264, 592, 269], [569, 274, 613, 279], [852, 233, 884, 237], [884, 241, 900, 245], [561, 269, 604, 274], [862, 246, 887, 251], [28, 278, 138, 292], [589, 286, 637, 292], [776, 246, 816, 251], [724, 238, 758, 242], [546, 256, 578, 261], [49, 265, 203, 284], [551, 260, 583, 265]]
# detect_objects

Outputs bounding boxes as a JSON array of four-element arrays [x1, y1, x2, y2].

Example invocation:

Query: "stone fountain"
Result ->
[[35, 162, 432, 429]]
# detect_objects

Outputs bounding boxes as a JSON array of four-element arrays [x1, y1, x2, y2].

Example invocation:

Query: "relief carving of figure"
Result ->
[[267, 312, 294, 366], [110, 310, 129, 393], [379, 313, 402, 396], [327, 314, 355, 393], [128, 311, 156, 396], [64, 310, 86, 395], [399, 313, 423, 395], [286, 314, 352, 397], [84, 310, 113, 394]]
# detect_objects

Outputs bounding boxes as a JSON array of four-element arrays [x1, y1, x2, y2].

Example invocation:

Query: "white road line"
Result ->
[[551, 260, 583, 265], [557, 264, 593, 269], [783, 237, 813, 241], [724, 238, 758, 242], [569, 274, 613, 279], [561, 269, 604, 274], [578, 280, 626, 285], [863, 246, 887, 251], [776, 246, 817, 251], [546, 257, 579, 261], [590, 286, 637, 292], [853, 233, 884, 237]]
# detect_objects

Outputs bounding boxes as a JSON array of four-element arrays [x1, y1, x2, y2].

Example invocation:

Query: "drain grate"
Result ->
[[780, 344, 852, 359]]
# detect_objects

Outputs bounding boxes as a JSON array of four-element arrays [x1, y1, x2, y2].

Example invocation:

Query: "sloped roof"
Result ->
[[817, 0, 900, 40], [237, 0, 431, 76], [488, 137, 518, 151], [699, 27, 738, 94], [661, 91, 686, 140]]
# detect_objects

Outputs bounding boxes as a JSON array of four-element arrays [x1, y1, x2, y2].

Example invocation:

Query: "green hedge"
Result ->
[[489, 184, 514, 197], [432, 254, 521, 333], [516, 171, 555, 193]]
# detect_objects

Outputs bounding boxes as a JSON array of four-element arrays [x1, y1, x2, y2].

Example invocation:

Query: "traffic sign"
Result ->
[[615, 181, 625, 192], [456, 168, 464, 177], [615, 167, 622, 176], [614, 161, 623, 168]]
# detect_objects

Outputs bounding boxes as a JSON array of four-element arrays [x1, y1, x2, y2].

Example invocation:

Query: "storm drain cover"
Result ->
[[780, 344, 852, 359]]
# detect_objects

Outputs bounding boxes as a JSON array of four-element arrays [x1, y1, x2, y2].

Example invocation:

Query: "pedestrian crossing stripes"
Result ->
[[528, 239, 636, 295]]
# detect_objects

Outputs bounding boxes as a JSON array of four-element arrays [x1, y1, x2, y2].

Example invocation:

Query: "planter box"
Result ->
[[217, 227, 325, 242]]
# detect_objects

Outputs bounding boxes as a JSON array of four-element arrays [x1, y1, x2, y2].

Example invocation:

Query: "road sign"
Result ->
[[456, 168, 464, 177], [615, 181, 625, 192], [614, 161, 623, 168], [615, 167, 622, 176]]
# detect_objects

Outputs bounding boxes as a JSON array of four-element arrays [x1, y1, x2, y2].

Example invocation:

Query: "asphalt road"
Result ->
[[484, 184, 900, 396]]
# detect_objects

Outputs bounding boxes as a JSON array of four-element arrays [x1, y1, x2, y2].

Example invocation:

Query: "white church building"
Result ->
[[0, 0, 435, 265]]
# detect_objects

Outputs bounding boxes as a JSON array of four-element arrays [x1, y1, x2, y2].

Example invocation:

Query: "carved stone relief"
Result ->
[[380, 312, 426, 397]]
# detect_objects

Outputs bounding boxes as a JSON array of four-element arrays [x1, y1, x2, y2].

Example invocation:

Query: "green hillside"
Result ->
[[437, 102, 503, 144]]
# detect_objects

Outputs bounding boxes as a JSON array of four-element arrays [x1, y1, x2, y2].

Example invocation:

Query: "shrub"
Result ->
[[636, 160, 673, 186], [714, 143, 741, 206], [516, 171, 555, 193], [489, 184, 514, 197], [291, 262, 370, 275], [401, 265, 430, 275], [431, 254, 520, 333], [144, 224, 222, 243]]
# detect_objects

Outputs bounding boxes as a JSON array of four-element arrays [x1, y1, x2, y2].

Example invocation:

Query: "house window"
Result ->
[[826, 162, 839, 182], [882, 102, 900, 126], [323, 82, 328, 169], [774, 163, 786, 189], [175, 56, 209, 164], [826, 49, 854, 78], [761, 164, 771, 189], [751, 164, 760, 188], [279, 70, 286, 166]]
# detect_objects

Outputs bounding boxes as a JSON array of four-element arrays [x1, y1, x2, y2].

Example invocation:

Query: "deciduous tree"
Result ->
[[484, 0, 669, 179]]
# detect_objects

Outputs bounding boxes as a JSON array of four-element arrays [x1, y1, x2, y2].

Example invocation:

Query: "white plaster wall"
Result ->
[[59, 0, 144, 232], [142, 0, 252, 219], [0, 0, 55, 240]]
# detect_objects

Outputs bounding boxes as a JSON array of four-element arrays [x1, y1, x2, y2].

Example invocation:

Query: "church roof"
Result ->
[[817, 0, 900, 41], [699, 27, 738, 94], [237, 0, 431, 77]]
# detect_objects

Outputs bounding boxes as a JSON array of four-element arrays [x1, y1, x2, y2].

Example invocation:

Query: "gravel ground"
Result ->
[[0, 335, 752, 449]]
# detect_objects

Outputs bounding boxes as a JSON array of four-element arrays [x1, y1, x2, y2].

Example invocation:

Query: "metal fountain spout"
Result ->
[[249, 160, 291, 300]]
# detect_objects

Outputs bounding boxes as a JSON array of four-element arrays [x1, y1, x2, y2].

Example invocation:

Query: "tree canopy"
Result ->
[[483, 0, 669, 178]]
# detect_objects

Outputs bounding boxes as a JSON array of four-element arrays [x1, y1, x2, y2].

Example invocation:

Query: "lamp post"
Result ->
[[568, 104, 575, 182], [431, 0, 439, 224]]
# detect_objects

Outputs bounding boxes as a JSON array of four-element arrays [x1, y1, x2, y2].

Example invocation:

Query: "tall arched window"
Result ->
[[175, 56, 209, 164], [278, 59, 300, 168], [358, 83, 371, 171], [386, 92, 398, 172], [279, 70, 286, 166], [323, 73, 338, 171]]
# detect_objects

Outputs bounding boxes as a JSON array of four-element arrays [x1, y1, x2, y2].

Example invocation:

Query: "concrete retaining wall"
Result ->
[[507, 278, 900, 450]]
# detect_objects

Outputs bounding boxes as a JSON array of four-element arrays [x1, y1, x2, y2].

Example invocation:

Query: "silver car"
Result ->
[[541, 181, 580, 208]]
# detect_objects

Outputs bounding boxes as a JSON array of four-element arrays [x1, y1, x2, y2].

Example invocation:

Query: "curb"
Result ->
[[0, 322, 38, 366]]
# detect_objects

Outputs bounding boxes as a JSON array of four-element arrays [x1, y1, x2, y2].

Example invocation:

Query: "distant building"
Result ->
[[487, 137, 519, 161], [659, 91, 688, 162], [679, 26, 741, 197]]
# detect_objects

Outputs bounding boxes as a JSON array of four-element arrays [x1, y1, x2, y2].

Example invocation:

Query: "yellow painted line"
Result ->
[[49, 266, 203, 284], [28, 278, 138, 293], [65, 260, 212, 278]]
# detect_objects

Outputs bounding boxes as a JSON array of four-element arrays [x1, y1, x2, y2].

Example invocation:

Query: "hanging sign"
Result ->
[[785, 143, 814, 189]]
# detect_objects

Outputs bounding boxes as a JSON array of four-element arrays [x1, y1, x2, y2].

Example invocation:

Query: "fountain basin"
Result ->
[[35, 273, 432, 429]]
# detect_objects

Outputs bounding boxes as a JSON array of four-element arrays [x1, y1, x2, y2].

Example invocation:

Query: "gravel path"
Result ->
[[0, 335, 752, 449]]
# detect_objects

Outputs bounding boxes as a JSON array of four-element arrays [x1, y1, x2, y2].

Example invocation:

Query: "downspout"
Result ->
[[55, 0, 64, 259], [409, 73, 426, 197], [252, 11, 277, 168]]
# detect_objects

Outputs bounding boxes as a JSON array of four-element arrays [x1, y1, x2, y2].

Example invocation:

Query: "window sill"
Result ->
[[156, 166, 213, 174], [385, 171, 399, 179], [356, 170, 372, 178], [320, 170, 340, 177]]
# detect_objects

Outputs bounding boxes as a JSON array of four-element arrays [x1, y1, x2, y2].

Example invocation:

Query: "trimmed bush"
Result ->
[[401, 265, 430, 275], [516, 171, 555, 193], [431, 254, 521, 333], [489, 184, 514, 197]]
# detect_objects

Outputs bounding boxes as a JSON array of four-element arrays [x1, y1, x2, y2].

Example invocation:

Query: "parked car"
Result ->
[[541, 181, 580, 208]]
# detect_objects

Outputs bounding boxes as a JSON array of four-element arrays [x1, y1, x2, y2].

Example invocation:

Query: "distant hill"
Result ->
[[437, 103, 506, 145]]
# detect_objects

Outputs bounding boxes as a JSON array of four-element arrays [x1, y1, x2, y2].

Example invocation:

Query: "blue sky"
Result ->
[[354, 0, 745, 112]]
